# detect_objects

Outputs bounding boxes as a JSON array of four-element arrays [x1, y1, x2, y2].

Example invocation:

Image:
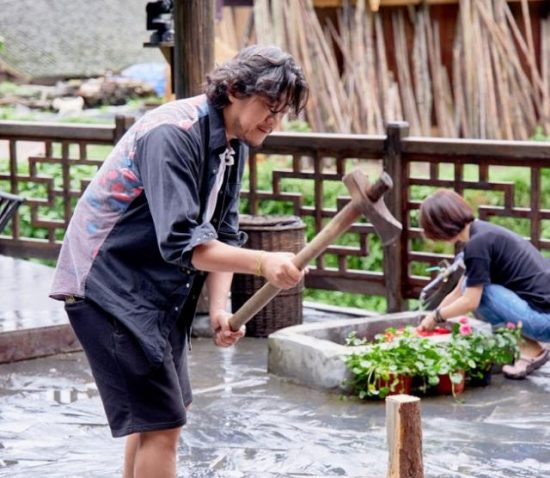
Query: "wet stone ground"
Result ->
[[1, 336, 550, 478]]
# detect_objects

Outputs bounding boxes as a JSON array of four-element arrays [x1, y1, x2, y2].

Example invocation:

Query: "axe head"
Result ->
[[343, 169, 402, 246]]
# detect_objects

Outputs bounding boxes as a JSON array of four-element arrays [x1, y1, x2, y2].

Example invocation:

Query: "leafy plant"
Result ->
[[449, 317, 521, 381], [344, 319, 522, 400], [345, 327, 423, 399]]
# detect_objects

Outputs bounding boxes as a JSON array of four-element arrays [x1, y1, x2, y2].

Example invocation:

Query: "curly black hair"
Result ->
[[205, 45, 309, 116]]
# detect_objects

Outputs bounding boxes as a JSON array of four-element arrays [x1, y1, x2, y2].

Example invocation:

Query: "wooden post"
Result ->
[[386, 394, 424, 478], [173, 0, 215, 99], [114, 116, 135, 144], [382, 122, 409, 312]]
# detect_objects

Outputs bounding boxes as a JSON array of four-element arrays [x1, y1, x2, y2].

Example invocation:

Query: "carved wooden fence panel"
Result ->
[[0, 117, 133, 259], [1, 118, 549, 311]]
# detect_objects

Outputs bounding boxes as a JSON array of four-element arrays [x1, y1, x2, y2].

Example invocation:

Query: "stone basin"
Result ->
[[267, 311, 490, 392]]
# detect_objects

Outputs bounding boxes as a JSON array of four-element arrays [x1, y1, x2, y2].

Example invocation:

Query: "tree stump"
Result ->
[[386, 394, 424, 478]]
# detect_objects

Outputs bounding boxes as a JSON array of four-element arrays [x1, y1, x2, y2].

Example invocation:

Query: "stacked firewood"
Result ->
[[252, 0, 550, 140]]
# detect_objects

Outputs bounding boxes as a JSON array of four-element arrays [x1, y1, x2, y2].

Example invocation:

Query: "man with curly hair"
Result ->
[[50, 45, 308, 477]]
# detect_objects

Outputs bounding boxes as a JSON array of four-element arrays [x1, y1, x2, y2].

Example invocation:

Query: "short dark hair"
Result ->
[[205, 45, 309, 116], [419, 189, 475, 241]]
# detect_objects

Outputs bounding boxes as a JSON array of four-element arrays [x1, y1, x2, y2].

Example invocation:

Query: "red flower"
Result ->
[[458, 316, 469, 324], [506, 322, 516, 330], [459, 324, 473, 336]]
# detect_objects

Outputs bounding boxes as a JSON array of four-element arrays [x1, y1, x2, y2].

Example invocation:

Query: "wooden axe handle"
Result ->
[[229, 202, 361, 331]]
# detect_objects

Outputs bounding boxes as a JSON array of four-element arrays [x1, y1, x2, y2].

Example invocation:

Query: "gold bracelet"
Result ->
[[255, 251, 266, 277]]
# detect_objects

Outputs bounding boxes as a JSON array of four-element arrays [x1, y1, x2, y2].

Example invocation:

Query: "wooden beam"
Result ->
[[386, 394, 424, 478], [173, 0, 215, 99]]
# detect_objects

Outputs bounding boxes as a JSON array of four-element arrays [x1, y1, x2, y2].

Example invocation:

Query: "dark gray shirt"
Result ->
[[464, 220, 550, 312], [51, 95, 247, 364]]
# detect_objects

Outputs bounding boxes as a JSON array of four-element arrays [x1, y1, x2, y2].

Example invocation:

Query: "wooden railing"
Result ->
[[0, 116, 134, 259], [247, 122, 550, 310], [1, 119, 549, 311]]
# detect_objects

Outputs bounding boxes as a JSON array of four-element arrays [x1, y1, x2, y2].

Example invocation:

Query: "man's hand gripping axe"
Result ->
[[229, 169, 402, 331]]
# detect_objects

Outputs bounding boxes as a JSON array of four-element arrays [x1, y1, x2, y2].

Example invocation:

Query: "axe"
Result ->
[[229, 168, 402, 332]]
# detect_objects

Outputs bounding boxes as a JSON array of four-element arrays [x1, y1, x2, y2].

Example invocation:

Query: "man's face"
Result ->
[[224, 94, 289, 147]]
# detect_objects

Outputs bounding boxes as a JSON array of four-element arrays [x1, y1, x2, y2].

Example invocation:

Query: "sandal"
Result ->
[[502, 348, 549, 379]]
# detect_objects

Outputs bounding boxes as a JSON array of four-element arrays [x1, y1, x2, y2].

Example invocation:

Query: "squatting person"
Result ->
[[50, 45, 309, 478], [418, 189, 550, 379]]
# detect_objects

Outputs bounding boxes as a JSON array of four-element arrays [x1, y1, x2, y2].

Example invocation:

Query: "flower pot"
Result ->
[[468, 370, 492, 387], [378, 374, 413, 396], [436, 370, 465, 395]]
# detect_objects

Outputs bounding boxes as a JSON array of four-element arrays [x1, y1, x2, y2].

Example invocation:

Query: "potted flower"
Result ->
[[444, 317, 521, 386], [345, 327, 420, 399], [413, 334, 469, 397], [460, 319, 522, 386], [344, 320, 522, 400]]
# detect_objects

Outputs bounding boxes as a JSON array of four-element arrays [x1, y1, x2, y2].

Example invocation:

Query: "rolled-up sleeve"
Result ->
[[217, 182, 248, 248], [135, 124, 217, 269]]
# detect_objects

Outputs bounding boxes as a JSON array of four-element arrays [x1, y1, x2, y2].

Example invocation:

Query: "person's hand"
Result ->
[[210, 309, 245, 347], [260, 252, 306, 289], [418, 311, 437, 332]]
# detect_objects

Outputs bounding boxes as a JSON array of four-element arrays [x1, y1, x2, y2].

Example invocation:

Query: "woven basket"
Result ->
[[231, 214, 306, 337]]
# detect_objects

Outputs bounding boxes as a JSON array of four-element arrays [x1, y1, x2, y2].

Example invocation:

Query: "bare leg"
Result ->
[[519, 336, 545, 358], [133, 427, 182, 478], [123, 433, 140, 478]]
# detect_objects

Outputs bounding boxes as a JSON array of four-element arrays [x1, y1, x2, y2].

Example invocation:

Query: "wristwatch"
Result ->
[[434, 307, 446, 323]]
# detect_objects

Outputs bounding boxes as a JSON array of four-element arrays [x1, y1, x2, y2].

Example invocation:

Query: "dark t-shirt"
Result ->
[[464, 220, 550, 312]]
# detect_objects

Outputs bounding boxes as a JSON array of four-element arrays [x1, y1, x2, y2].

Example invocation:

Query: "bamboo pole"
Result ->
[[452, 19, 469, 137], [392, 10, 421, 134], [375, 14, 392, 125], [413, 8, 431, 135], [246, 0, 546, 139]]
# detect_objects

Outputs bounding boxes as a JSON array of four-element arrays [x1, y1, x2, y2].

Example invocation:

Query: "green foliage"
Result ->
[[531, 126, 550, 142], [448, 320, 521, 380], [344, 319, 521, 400], [344, 327, 421, 399], [0, 81, 19, 96], [240, 155, 385, 310], [283, 119, 312, 133], [0, 146, 107, 241]]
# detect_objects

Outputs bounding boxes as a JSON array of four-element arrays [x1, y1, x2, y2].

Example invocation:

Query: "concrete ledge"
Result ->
[[0, 323, 81, 363], [268, 311, 490, 392]]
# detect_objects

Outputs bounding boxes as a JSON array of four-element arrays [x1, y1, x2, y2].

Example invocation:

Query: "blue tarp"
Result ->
[[120, 62, 167, 96]]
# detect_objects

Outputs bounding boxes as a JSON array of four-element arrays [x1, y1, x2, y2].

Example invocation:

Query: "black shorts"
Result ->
[[65, 298, 192, 438]]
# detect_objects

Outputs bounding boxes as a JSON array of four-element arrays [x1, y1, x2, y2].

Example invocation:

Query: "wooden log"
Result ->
[[292, 0, 323, 131], [475, 1, 537, 137], [426, 15, 448, 137], [375, 14, 392, 125], [520, 0, 541, 110], [452, 19, 469, 137], [392, 10, 421, 135], [271, 0, 286, 47], [386, 394, 424, 478], [491, 1, 514, 140], [306, 0, 349, 132], [460, 0, 476, 136], [412, 8, 431, 136], [253, 0, 272, 45]]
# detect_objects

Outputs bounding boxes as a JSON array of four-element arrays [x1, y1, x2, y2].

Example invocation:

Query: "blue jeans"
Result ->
[[475, 284, 550, 342]]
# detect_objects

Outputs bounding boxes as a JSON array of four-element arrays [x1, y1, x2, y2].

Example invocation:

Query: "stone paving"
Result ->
[[1, 257, 550, 477]]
